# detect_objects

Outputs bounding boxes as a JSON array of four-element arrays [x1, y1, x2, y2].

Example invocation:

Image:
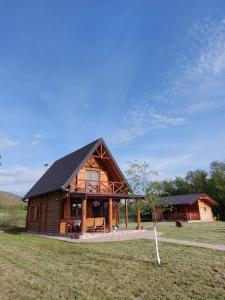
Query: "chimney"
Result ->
[[44, 163, 49, 172]]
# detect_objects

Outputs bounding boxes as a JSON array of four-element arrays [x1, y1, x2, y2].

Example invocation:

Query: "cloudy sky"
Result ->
[[0, 0, 225, 195]]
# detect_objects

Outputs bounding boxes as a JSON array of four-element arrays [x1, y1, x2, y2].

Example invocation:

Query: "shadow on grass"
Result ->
[[0, 226, 26, 235]]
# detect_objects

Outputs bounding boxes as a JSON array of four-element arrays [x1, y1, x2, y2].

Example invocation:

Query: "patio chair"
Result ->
[[86, 218, 95, 231], [95, 217, 105, 232]]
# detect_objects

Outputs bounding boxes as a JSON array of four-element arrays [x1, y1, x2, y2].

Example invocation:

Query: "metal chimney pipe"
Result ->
[[44, 163, 49, 172]]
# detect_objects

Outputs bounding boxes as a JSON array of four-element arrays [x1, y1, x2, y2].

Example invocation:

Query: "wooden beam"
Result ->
[[108, 198, 113, 232], [136, 199, 141, 230], [125, 199, 128, 229], [81, 197, 87, 234]]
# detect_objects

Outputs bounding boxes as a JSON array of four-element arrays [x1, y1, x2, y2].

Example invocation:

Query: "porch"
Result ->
[[59, 193, 142, 235]]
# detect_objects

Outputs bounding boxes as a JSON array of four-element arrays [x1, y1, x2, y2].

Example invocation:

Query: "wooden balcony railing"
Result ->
[[73, 179, 128, 195]]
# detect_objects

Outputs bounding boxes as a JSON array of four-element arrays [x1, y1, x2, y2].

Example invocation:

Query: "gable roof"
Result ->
[[24, 138, 127, 199], [159, 193, 217, 206]]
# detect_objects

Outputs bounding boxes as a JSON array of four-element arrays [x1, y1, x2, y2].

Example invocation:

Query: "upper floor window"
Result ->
[[86, 170, 99, 192]]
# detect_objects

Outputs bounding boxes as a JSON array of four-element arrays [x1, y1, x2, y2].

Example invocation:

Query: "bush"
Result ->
[[0, 205, 26, 229]]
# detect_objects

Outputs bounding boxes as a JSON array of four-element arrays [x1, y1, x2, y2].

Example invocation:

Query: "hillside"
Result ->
[[0, 190, 22, 207]]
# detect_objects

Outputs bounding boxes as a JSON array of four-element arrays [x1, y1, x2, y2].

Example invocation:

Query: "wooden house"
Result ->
[[156, 193, 217, 222], [24, 138, 141, 235]]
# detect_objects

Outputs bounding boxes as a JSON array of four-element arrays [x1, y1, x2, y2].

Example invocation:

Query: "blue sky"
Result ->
[[0, 0, 225, 195]]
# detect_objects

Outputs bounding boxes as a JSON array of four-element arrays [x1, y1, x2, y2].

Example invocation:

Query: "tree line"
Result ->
[[160, 160, 225, 220]]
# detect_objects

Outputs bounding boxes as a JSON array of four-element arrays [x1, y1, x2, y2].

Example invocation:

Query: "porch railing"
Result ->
[[73, 179, 128, 195]]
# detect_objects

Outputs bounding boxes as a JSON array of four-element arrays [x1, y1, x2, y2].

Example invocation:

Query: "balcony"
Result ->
[[73, 179, 128, 195]]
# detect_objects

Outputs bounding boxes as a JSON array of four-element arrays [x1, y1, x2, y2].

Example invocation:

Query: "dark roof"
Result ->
[[159, 193, 217, 206], [24, 139, 101, 199]]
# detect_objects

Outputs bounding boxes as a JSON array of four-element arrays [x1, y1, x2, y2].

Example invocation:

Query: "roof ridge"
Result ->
[[54, 138, 101, 163]]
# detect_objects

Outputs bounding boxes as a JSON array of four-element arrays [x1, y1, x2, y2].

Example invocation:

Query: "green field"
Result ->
[[120, 221, 225, 245], [0, 190, 26, 228], [0, 232, 225, 300]]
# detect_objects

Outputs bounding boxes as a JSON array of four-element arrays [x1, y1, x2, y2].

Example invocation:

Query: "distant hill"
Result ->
[[0, 190, 22, 207]]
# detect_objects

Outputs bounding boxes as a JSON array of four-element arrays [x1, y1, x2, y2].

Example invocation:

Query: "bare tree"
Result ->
[[126, 160, 167, 265]]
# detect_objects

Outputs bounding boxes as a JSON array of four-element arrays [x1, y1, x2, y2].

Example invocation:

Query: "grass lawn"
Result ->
[[156, 221, 225, 245], [120, 221, 225, 245], [0, 232, 225, 299]]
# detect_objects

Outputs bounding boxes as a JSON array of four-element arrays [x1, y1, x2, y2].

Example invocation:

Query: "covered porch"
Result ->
[[59, 193, 142, 235]]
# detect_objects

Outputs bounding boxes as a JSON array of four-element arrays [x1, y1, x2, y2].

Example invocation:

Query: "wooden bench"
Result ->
[[94, 217, 105, 232], [86, 218, 95, 231]]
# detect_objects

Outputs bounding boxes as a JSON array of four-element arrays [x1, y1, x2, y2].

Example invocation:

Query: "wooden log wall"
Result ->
[[198, 200, 213, 221], [27, 192, 61, 234]]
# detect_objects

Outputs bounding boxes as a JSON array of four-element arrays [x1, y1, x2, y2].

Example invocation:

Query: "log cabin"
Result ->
[[24, 138, 141, 236], [156, 193, 217, 222]]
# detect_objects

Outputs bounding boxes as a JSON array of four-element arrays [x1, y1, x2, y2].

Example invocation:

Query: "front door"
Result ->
[[93, 205, 102, 217]]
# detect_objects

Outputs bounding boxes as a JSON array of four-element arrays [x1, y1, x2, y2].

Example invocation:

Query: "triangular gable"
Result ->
[[24, 138, 128, 199], [61, 138, 128, 190]]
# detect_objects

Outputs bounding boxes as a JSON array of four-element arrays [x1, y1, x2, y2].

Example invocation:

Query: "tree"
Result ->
[[207, 161, 225, 220], [161, 180, 176, 195], [126, 160, 167, 265], [173, 176, 190, 194], [185, 170, 208, 193]]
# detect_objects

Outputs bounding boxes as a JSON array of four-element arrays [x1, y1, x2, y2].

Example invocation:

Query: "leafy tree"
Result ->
[[161, 180, 176, 195], [185, 170, 208, 193], [207, 161, 225, 220], [173, 176, 190, 194], [126, 160, 167, 265]]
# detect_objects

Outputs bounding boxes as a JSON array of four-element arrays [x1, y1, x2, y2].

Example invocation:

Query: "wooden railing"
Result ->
[[73, 179, 128, 195]]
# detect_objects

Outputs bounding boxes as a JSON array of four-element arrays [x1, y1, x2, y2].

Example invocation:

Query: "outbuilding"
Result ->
[[156, 193, 217, 222]]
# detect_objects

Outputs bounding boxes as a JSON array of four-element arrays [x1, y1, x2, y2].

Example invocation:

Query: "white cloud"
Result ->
[[0, 166, 43, 196], [163, 18, 225, 113], [31, 134, 44, 146], [112, 19, 225, 146], [188, 100, 225, 113], [112, 101, 184, 145], [0, 135, 18, 149]]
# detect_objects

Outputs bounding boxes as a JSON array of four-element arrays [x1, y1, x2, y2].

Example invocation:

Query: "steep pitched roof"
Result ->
[[24, 138, 127, 199], [159, 193, 217, 206], [24, 139, 99, 199]]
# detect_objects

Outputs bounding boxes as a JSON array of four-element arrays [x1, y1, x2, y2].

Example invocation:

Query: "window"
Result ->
[[86, 170, 100, 192], [71, 200, 82, 216], [61, 199, 67, 219], [28, 206, 34, 221], [28, 205, 39, 222]]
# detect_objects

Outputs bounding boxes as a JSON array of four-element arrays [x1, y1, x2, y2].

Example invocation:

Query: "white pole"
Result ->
[[153, 224, 161, 265]]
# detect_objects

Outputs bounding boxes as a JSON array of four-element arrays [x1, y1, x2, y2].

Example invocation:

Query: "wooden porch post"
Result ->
[[81, 197, 87, 234], [125, 199, 128, 229], [136, 199, 141, 230], [66, 193, 71, 233], [109, 198, 113, 232]]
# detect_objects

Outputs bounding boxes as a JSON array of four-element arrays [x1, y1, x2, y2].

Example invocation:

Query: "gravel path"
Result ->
[[29, 230, 225, 251]]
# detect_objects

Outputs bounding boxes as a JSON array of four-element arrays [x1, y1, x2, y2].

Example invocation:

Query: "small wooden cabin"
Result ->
[[24, 138, 141, 235], [156, 193, 217, 222]]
